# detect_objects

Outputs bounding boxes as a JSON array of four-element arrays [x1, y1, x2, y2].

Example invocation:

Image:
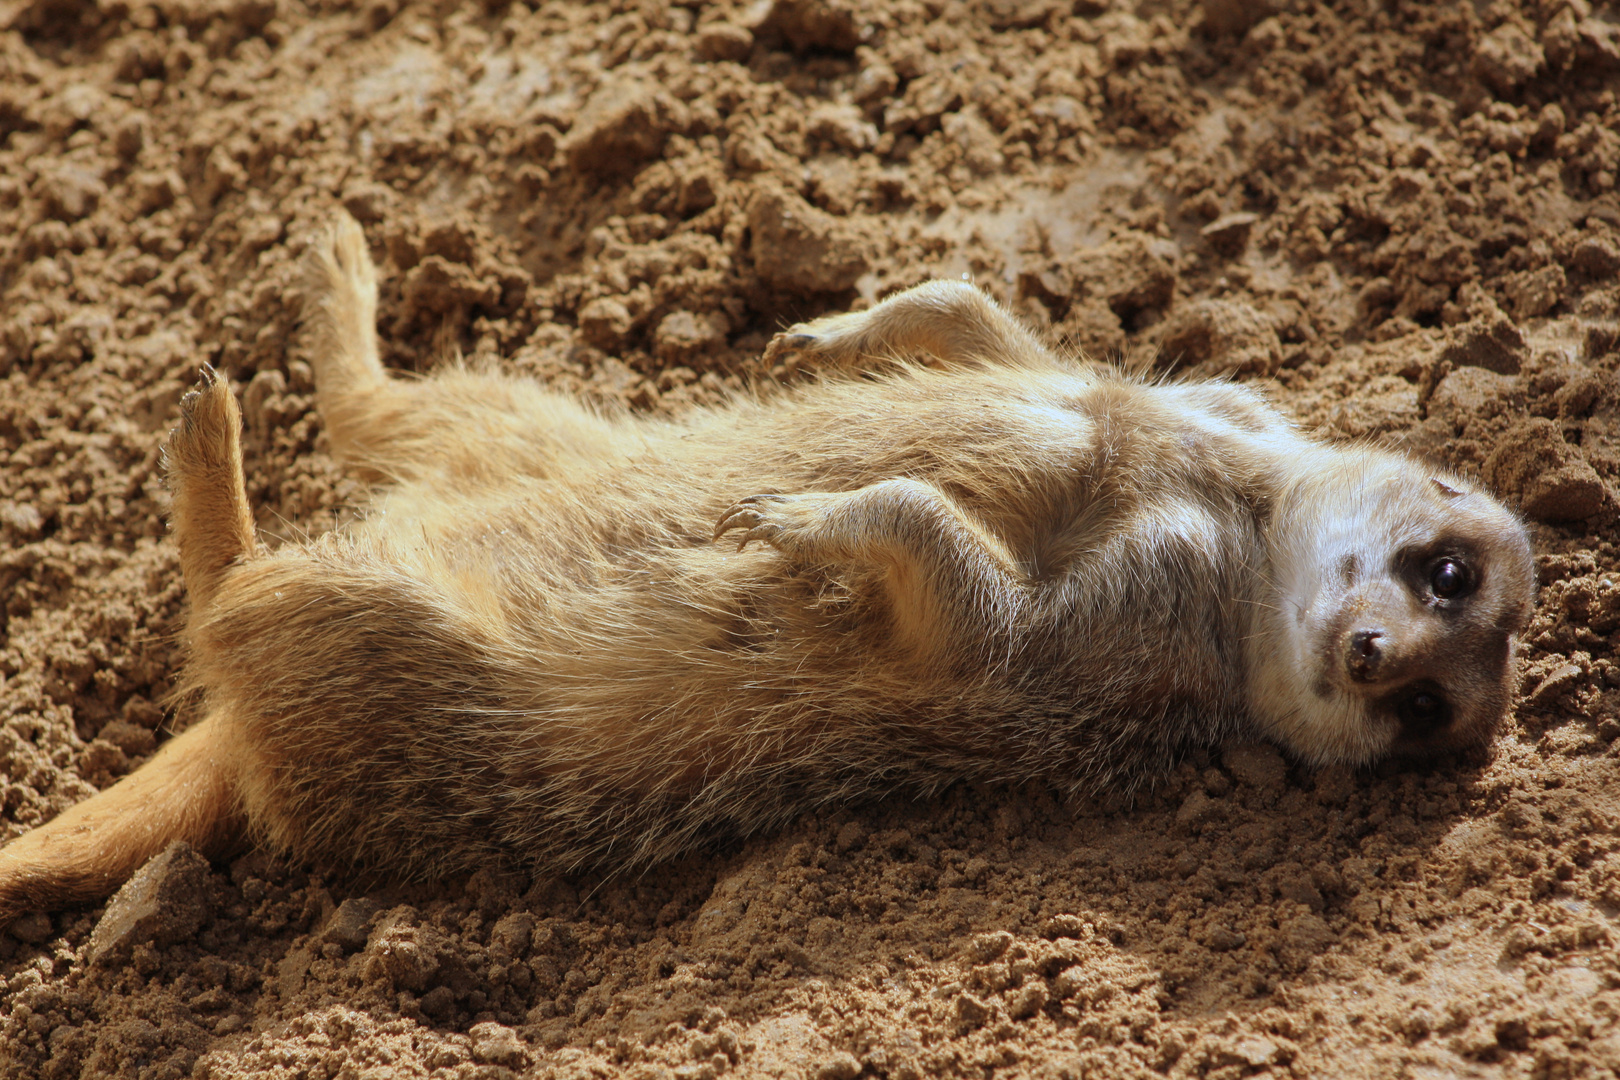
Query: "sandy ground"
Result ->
[[2, 0, 1620, 1076]]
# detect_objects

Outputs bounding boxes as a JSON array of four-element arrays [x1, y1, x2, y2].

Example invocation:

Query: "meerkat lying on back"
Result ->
[[0, 213, 1535, 923]]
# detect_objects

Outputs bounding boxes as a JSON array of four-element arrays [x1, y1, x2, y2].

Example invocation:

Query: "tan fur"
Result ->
[[0, 213, 1536, 924]]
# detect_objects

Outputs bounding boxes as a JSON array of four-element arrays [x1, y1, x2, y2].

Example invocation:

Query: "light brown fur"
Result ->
[[0, 213, 1536, 923]]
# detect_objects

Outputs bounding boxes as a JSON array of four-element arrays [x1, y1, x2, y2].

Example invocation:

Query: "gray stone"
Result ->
[[89, 841, 212, 963], [320, 897, 381, 953]]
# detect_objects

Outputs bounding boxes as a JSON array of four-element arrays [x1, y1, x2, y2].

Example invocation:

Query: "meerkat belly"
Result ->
[[180, 509, 871, 873], [189, 377, 1274, 873], [991, 500, 1261, 789]]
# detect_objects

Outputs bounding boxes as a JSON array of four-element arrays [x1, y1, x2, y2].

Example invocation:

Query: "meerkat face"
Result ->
[[1250, 458, 1535, 766]]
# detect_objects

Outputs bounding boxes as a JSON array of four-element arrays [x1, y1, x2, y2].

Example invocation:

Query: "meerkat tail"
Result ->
[[165, 369, 257, 612], [0, 714, 243, 925]]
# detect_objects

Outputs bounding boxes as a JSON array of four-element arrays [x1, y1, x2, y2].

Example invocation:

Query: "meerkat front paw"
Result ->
[[761, 331, 820, 371], [762, 309, 877, 371], [714, 493, 841, 555], [762, 328, 829, 372], [715, 494, 790, 551]]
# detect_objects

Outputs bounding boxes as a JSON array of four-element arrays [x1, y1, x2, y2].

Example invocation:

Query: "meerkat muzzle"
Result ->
[[1347, 629, 1385, 683]]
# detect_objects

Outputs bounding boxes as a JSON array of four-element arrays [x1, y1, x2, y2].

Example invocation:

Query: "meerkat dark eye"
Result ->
[[1397, 688, 1450, 735], [1429, 558, 1471, 600]]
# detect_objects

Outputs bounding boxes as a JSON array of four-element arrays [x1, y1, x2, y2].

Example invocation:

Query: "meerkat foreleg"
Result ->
[[0, 374, 253, 925], [715, 479, 1028, 665], [763, 280, 1053, 372]]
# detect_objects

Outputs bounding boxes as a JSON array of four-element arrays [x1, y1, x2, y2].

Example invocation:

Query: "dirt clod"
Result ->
[[469, 1021, 529, 1068], [1222, 742, 1286, 790], [1154, 297, 1282, 377], [87, 842, 212, 963], [564, 76, 686, 175], [748, 184, 871, 294], [1485, 418, 1609, 522], [319, 897, 380, 954]]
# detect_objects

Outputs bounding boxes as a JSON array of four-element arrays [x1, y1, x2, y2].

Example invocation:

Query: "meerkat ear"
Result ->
[[1431, 478, 1465, 498]]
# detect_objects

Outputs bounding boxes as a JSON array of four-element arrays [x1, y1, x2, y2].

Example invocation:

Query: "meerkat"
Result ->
[[0, 213, 1535, 924]]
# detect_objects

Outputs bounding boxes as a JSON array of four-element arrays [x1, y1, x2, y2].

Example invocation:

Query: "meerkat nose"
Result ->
[[1347, 629, 1384, 682]]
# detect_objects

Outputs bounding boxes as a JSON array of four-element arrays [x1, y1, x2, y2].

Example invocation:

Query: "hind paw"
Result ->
[[305, 210, 378, 312], [168, 367, 242, 472], [326, 211, 376, 289], [713, 491, 861, 562]]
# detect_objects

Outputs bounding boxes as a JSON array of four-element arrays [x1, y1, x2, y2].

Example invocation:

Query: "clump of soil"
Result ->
[[4, 0, 1620, 1076]]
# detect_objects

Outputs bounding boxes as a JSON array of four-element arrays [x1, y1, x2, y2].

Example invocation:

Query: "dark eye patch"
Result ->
[[1391, 682, 1451, 738], [1394, 538, 1485, 607]]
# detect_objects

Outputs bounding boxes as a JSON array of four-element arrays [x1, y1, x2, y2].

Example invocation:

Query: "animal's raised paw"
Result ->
[[179, 365, 221, 427], [762, 329, 826, 372], [326, 210, 370, 276], [176, 366, 230, 437], [714, 494, 791, 551], [167, 366, 241, 471], [306, 210, 377, 300]]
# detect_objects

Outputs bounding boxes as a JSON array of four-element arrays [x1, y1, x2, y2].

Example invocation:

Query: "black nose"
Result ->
[[1348, 630, 1383, 682]]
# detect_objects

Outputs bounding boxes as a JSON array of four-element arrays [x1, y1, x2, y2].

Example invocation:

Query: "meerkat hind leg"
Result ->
[[305, 211, 619, 488], [165, 368, 257, 611], [304, 210, 387, 422], [0, 374, 254, 924], [764, 279, 1054, 372]]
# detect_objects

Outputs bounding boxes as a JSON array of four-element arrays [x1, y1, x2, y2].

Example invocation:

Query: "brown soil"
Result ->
[[3, 0, 1620, 1077]]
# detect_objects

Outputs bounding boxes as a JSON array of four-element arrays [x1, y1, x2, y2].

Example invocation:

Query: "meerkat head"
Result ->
[[1247, 451, 1535, 767]]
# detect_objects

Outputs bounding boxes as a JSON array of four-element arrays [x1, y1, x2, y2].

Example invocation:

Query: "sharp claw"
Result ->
[[717, 497, 792, 549], [736, 525, 774, 552], [715, 506, 753, 541]]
